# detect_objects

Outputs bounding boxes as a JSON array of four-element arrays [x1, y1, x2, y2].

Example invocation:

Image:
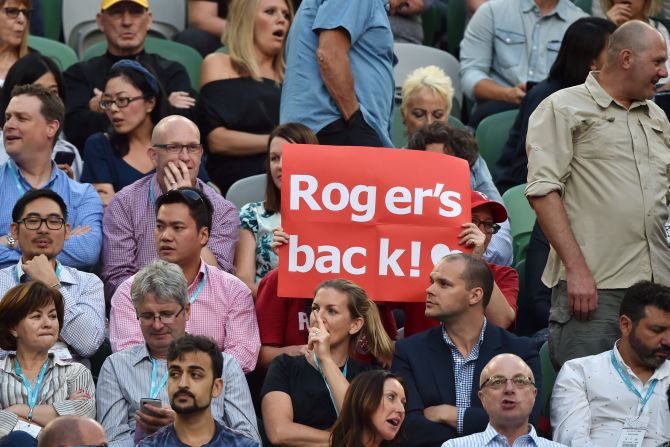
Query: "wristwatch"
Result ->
[[6, 234, 15, 250], [51, 282, 63, 290]]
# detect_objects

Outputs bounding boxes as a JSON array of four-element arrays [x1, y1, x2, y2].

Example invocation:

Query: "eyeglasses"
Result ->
[[153, 143, 203, 154], [137, 306, 185, 325], [17, 216, 65, 230], [472, 218, 500, 235], [3, 7, 33, 20], [99, 95, 146, 110], [480, 375, 535, 390]]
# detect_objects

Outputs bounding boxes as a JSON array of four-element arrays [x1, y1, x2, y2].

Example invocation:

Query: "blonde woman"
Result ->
[[261, 279, 395, 447], [400, 65, 454, 138], [0, 0, 31, 84], [198, 0, 293, 194]]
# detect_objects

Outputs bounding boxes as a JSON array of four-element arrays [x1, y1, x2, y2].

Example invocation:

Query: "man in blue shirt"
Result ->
[[459, 0, 585, 127], [281, 0, 403, 148], [138, 334, 259, 447], [0, 84, 103, 270]]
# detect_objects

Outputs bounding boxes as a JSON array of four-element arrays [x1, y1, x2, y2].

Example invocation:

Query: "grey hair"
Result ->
[[130, 260, 188, 308]]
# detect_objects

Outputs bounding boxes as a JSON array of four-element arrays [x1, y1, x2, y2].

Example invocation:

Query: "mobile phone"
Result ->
[[54, 152, 76, 166], [139, 398, 162, 415]]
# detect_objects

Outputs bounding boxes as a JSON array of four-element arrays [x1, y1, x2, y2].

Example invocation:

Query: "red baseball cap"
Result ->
[[470, 190, 507, 223]]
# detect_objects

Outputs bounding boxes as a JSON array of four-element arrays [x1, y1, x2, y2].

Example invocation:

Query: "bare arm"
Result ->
[[528, 192, 597, 320], [234, 229, 259, 297], [92, 183, 115, 209], [485, 283, 516, 328], [473, 79, 526, 105], [188, 0, 227, 37], [317, 28, 359, 121], [262, 392, 330, 447]]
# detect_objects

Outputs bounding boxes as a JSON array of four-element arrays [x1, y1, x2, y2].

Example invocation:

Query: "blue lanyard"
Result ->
[[7, 161, 27, 196], [14, 263, 62, 284], [313, 353, 348, 417], [149, 176, 158, 208], [150, 358, 169, 399], [14, 358, 50, 422], [190, 266, 208, 304], [610, 350, 658, 415]]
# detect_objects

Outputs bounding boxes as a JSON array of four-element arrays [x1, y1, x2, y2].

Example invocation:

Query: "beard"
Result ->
[[170, 390, 212, 415], [629, 326, 670, 369]]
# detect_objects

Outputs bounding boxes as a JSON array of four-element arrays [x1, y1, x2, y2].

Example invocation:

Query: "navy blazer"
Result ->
[[391, 323, 541, 447]]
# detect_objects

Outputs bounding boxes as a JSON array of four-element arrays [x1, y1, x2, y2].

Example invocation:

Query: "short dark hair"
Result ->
[[154, 187, 213, 232], [442, 253, 494, 308], [407, 121, 479, 167], [12, 189, 68, 223], [549, 17, 615, 87], [167, 335, 223, 379], [264, 123, 318, 213], [10, 83, 64, 142], [104, 61, 167, 158], [0, 53, 65, 127], [0, 281, 64, 351], [620, 281, 670, 323]]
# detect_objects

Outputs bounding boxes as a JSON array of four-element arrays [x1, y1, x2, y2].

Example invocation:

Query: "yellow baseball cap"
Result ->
[[100, 0, 149, 11]]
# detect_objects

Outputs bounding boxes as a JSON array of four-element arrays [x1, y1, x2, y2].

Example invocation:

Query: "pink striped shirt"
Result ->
[[109, 260, 260, 373]]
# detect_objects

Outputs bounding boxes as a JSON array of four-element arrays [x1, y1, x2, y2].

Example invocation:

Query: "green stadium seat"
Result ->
[[28, 35, 78, 71], [38, 0, 63, 42], [83, 37, 203, 93], [502, 183, 536, 263], [475, 109, 518, 173]]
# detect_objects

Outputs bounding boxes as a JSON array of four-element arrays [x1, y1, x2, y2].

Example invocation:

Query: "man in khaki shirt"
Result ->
[[525, 20, 670, 369]]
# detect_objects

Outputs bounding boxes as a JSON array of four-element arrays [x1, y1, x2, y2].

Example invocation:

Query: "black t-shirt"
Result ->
[[260, 354, 370, 430]]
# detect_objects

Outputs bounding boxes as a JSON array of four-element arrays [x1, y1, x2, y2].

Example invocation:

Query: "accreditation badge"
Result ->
[[616, 415, 650, 447]]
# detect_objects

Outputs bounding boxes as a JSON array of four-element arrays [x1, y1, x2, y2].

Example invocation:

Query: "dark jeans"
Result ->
[[174, 28, 222, 57], [0, 431, 38, 447], [515, 222, 551, 336], [316, 110, 384, 147]]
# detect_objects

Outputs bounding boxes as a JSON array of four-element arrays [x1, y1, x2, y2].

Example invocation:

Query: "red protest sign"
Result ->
[[278, 144, 471, 302]]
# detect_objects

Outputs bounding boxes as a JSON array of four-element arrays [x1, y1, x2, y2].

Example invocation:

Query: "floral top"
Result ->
[[239, 201, 281, 283]]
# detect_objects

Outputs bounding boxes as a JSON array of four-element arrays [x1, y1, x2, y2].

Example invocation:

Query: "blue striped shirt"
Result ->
[[442, 424, 567, 446], [96, 344, 260, 446], [0, 161, 103, 270], [138, 421, 259, 447], [442, 320, 487, 434]]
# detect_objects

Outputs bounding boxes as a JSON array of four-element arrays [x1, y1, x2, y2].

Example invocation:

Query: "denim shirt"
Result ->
[[459, 0, 585, 100]]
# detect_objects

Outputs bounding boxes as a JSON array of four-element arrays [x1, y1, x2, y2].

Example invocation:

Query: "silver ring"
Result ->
[[171, 181, 177, 184], [313, 330, 321, 336]]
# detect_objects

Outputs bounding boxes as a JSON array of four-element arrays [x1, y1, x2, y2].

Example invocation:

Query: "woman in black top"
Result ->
[[198, 0, 293, 195], [261, 279, 395, 447]]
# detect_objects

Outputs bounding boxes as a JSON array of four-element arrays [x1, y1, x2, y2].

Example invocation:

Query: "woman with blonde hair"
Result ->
[[261, 279, 394, 447], [198, 0, 293, 194], [0, 282, 95, 447], [0, 0, 31, 84], [400, 65, 454, 138]]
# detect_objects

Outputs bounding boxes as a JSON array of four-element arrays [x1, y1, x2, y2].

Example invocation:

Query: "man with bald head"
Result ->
[[442, 354, 563, 446], [102, 115, 239, 302], [525, 20, 670, 369], [38, 416, 107, 447]]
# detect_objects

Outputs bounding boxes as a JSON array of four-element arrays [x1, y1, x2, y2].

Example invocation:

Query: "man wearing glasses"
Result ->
[[98, 260, 260, 445], [391, 253, 540, 447], [102, 115, 239, 303], [109, 184, 259, 373], [0, 189, 105, 362], [0, 84, 103, 271], [443, 354, 561, 447], [62, 0, 196, 150]]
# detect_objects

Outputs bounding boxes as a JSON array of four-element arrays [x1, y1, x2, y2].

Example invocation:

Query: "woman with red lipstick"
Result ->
[[261, 279, 395, 447], [80, 59, 166, 208], [234, 123, 317, 297], [0, 282, 95, 446], [0, 0, 31, 85], [198, 0, 293, 195], [330, 370, 407, 447]]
